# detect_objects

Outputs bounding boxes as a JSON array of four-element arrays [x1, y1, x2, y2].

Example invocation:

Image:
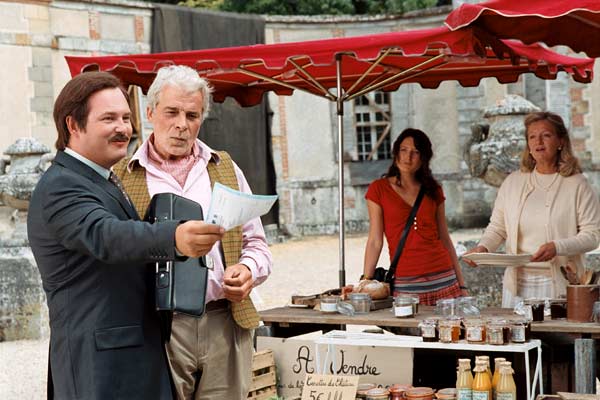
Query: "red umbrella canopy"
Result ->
[[65, 25, 594, 107], [445, 0, 600, 57]]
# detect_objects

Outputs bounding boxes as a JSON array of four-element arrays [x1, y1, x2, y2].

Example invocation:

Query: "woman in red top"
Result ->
[[362, 128, 467, 305]]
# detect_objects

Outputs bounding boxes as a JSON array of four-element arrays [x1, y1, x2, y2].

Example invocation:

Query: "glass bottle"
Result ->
[[472, 361, 491, 400], [476, 356, 493, 383], [491, 357, 506, 400], [495, 363, 516, 400], [456, 358, 473, 400]]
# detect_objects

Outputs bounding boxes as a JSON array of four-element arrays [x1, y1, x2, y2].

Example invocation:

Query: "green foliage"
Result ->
[[219, 0, 354, 15], [174, 0, 440, 14], [179, 0, 224, 8]]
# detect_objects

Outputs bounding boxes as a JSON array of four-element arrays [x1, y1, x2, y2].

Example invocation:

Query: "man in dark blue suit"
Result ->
[[27, 71, 223, 400]]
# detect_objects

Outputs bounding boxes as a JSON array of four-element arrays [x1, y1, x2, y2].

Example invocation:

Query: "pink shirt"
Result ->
[[129, 137, 273, 302]]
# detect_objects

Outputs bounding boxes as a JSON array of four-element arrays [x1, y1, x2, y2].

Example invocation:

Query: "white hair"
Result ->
[[147, 65, 213, 121]]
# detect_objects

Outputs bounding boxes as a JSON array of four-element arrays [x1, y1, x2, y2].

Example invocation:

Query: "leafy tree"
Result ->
[[151, 0, 442, 15]]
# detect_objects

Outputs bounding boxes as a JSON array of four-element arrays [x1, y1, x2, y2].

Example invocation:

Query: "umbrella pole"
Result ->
[[336, 55, 346, 288]]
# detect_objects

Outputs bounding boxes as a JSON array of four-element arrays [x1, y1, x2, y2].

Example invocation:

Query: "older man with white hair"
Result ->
[[114, 65, 272, 400]]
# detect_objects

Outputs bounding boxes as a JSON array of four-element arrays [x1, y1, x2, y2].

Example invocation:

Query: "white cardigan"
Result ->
[[479, 170, 600, 306]]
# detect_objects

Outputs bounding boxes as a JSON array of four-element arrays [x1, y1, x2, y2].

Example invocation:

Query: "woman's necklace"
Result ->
[[532, 168, 559, 191], [532, 168, 559, 207]]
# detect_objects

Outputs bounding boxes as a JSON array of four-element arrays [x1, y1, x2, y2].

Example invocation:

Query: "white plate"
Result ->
[[461, 252, 532, 267]]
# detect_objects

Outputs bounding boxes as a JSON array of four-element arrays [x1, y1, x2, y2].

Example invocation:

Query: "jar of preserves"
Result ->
[[510, 319, 531, 343], [439, 317, 461, 343], [549, 299, 567, 319], [405, 387, 435, 400], [394, 296, 415, 318], [436, 388, 457, 399], [524, 299, 545, 322], [356, 383, 377, 399], [365, 387, 389, 400], [418, 319, 438, 342], [389, 384, 412, 400], [486, 320, 505, 345], [464, 318, 486, 343]]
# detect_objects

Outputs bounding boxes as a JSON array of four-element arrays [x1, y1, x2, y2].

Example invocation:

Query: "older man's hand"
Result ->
[[223, 264, 254, 303], [175, 221, 224, 258]]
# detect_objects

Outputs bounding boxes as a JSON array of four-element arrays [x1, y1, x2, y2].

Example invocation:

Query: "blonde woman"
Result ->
[[465, 111, 600, 306]]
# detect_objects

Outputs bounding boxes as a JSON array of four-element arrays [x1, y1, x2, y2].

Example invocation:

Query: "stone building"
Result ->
[[1, 0, 599, 239]]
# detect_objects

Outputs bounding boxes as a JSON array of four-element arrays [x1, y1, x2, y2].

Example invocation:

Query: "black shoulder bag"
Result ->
[[373, 186, 426, 284]]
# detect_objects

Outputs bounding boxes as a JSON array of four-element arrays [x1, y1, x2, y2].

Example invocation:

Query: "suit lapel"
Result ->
[[54, 151, 139, 219]]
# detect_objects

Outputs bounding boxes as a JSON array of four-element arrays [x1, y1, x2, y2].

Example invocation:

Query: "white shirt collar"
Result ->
[[64, 147, 111, 180]]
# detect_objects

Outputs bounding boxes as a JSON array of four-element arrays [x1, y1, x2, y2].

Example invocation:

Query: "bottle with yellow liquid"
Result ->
[[496, 362, 516, 400], [472, 360, 491, 400], [491, 357, 506, 400], [456, 358, 473, 400]]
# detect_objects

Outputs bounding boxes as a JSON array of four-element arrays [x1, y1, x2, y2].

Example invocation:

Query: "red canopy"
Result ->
[[66, 26, 593, 107], [445, 0, 600, 58]]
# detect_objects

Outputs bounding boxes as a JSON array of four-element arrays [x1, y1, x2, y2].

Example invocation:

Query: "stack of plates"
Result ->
[[461, 252, 532, 267]]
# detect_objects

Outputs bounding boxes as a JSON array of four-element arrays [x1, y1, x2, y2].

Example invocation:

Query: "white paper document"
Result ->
[[206, 182, 278, 230]]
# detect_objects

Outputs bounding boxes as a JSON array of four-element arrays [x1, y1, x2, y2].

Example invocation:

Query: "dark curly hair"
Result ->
[[384, 128, 441, 200]]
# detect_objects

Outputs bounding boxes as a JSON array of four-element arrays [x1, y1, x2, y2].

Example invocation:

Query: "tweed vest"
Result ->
[[113, 151, 260, 329]]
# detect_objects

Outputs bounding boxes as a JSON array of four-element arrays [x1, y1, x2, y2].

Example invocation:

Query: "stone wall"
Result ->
[[0, 0, 598, 238]]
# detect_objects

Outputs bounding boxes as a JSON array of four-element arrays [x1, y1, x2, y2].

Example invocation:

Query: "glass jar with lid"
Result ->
[[436, 298, 457, 317], [549, 299, 567, 319], [439, 316, 461, 343], [365, 387, 389, 400], [389, 384, 412, 400], [435, 388, 457, 399], [394, 296, 414, 318], [404, 387, 435, 400], [457, 296, 480, 317], [356, 383, 377, 399], [418, 319, 438, 342], [524, 298, 545, 322], [464, 318, 486, 343], [486, 320, 505, 345], [510, 319, 531, 343], [319, 295, 339, 313], [348, 293, 371, 314]]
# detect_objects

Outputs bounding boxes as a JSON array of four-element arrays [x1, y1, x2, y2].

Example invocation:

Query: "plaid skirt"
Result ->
[[393, 267, 462, 306]]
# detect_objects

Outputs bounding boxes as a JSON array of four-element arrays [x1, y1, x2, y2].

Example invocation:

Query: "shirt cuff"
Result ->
[[239, 257, 259, 282]]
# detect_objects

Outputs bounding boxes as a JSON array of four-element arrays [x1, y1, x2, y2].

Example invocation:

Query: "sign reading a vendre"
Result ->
[[257, 334, 413, 399]]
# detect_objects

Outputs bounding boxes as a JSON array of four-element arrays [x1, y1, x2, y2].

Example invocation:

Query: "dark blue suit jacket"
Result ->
[[27, 151, 177, 399]]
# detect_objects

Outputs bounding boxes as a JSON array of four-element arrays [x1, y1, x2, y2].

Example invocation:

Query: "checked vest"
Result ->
[[113, 151, 260, 329]]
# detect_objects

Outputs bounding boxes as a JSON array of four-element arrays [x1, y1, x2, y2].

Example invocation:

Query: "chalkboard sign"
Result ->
[[300, 374, 359, 400]]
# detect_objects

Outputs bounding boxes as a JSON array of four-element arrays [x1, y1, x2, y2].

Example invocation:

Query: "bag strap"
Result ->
[[385, 185, 426, 284]]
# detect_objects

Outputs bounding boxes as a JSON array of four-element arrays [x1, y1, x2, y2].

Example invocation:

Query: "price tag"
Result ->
[[300, 374, 359, 400]]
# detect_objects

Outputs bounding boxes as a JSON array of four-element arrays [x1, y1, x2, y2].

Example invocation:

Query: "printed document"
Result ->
[[206, 182, 278, 230]]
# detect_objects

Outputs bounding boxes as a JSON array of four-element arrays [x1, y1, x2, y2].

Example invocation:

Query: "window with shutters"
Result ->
[[354, 91, 392, 161]]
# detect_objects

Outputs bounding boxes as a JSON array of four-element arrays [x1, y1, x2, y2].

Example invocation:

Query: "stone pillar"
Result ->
[[0, 138, 52, 341]]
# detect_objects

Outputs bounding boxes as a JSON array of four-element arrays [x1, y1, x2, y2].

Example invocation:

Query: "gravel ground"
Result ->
[[0, 230, 482, 399]]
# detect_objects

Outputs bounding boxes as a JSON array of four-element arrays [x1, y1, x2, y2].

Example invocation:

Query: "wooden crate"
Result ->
[[247, 349, 278, 400]]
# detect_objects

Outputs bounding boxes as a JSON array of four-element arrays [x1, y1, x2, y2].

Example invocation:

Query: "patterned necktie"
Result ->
[[108, 171, 133, 207]]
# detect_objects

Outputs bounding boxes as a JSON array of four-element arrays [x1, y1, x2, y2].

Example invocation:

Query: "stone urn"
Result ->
[[464, 95, 540, 187], [0, 137, 52, 341]]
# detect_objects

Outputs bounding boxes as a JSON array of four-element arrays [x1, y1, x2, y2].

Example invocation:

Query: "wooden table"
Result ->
[[259, 305, 599, 393], [260, 305, 600, 337]]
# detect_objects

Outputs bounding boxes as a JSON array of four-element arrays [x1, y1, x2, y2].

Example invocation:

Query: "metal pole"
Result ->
[[336, 54, 345, 288]]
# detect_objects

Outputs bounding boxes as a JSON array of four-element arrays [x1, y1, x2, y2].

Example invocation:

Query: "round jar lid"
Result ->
[[405, 387, 435, 398]]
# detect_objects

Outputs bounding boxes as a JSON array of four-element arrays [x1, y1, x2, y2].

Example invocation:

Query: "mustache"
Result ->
[[109, 133, 130, 143]]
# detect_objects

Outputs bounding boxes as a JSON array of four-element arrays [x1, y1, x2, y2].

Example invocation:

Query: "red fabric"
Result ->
[[365, 178, 452, 277], [64, 26, 593, 107], [445, 0, 600, 57]]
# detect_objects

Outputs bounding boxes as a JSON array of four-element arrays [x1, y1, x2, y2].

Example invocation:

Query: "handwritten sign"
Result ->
[[300, 374, 359, 400], [257, 335, 413, 399]]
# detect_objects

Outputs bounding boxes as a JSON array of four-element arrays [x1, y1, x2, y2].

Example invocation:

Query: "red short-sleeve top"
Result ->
[[365, 178, 452, 277]]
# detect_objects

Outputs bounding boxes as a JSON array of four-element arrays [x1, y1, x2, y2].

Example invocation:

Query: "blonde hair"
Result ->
[[520, 111, 581, 176]]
